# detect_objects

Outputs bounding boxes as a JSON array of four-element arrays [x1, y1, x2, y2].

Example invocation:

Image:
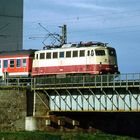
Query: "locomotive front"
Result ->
[[93, 46, 120, 74]]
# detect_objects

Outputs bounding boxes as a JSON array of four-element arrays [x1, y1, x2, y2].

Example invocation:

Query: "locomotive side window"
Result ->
[[3, 60, 8, 68], [60, 52, 64, 58], [16, 59, 21, 67], [87, 50, 94, 56], [36, 54, 38, 59], [95, 50, 105, 56], [87, 50, 90, 56], [80, 50, 85, 57], [46, 53, 51, 59], [40, 53, 45, 59], [22, 59, 27, 67], [66, 51, 71, 58], [73, 51, 78, 57], [109, 49, 116, 56], [53, 52, 58, 58], [10, 59, 14, 68], [91, 50, 94, 56]]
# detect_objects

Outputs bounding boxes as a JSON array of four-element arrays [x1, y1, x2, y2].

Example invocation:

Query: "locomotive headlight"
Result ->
[[114, 65, 117, 68]]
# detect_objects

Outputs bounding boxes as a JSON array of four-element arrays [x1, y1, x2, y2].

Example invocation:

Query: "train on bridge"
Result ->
[[0, 41, 120, 79]]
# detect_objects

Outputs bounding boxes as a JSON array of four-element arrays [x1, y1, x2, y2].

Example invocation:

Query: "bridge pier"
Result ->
[[0, 88, 26, 131]]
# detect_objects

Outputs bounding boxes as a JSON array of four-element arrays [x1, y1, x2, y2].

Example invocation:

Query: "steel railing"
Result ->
[[0, 73, 140, 89], [33, 73, 140, 88]]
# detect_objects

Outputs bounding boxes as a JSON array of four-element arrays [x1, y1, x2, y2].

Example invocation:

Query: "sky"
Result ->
[[23, 0, 140, 73]]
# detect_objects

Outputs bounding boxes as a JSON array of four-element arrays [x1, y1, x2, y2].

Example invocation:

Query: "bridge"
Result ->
[[0, 73, 140, 131], [1, 73, 140, 112]]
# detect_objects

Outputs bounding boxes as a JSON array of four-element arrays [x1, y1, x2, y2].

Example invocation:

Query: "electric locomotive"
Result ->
[[32, 42, 120, 77]]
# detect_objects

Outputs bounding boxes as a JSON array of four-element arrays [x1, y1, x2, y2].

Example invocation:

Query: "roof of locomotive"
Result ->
[[35, 41, 113, 53], [0, 49, 37, 57], [62, 41, 108, 48]]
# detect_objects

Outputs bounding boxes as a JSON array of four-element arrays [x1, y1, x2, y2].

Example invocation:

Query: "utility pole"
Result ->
[[60, 24, 67, 45]]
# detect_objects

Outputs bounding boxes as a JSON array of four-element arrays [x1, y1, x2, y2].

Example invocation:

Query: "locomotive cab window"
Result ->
[[10, 59, 14, 68], [95, 50, 105, 56]]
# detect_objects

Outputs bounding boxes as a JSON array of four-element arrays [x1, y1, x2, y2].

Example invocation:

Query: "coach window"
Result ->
[[59, 52, 64, 58], [53, 52, 58, 59], [40, 53, 45, 59], [66, 51, 71, 58], [16, 59, 21, 67], [46, 52, 51, 59], [23, 59, 27, 67], [80, 50, 85, 57], [10, 59, 14, 68], [4, 60, 8, 68], [73, 51, 78, 57]]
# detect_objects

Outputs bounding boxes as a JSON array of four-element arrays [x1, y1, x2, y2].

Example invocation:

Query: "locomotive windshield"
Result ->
[[95, 50, 105, 56]]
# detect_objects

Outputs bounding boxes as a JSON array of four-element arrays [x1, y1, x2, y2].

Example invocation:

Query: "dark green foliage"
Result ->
[[0, 131, 60, 140], [0, 131, 137, 140]]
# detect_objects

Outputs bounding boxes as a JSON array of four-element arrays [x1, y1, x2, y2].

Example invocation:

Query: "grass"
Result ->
[[0, 131, 137, 140]]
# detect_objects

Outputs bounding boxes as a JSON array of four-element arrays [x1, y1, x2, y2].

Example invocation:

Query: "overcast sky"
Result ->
[[23, 0, 140, 73]]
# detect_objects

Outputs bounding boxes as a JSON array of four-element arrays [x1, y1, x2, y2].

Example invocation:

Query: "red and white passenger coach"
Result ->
[[32, 42, 120, 77], [0, 50, 36, 78]]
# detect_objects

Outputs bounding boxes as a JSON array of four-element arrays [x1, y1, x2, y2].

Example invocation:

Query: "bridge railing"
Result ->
[[0, 77, 33, 87], [34, 73, 140, 88], [0, 73, 140, 88]]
